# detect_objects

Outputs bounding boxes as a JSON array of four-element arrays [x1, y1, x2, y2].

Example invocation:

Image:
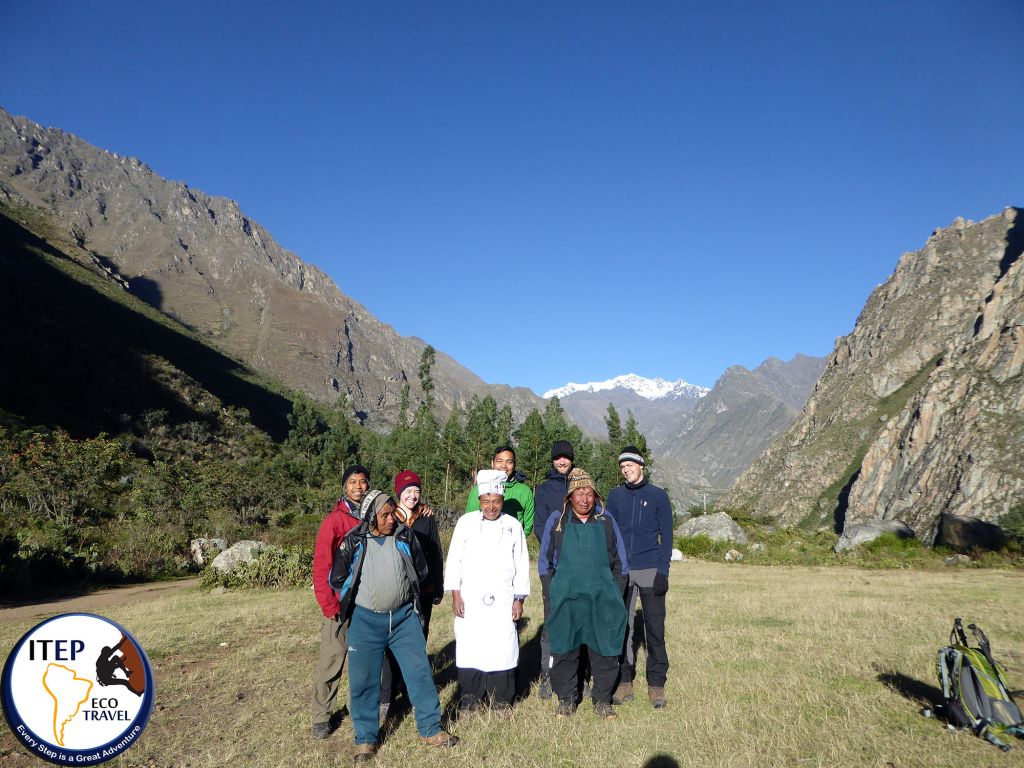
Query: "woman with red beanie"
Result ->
[[379, 470, 444, 718]]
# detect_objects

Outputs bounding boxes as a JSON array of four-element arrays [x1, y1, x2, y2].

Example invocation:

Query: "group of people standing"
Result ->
[[310, 440, 674, 763]]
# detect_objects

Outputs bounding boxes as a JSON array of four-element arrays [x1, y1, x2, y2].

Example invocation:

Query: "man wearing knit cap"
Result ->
[[445, 469, 530, 713], [330, 490, 458, 761], [538, 468, 629, 719], [311, 464, 370, 739], [606, 446, 673, 709], [531, 440, 575, 699], [379, 470, 444, 717]]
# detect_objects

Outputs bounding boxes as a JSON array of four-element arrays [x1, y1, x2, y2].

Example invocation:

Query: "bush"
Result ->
[[1001, 504, 1024, 546], [675, 534, 732, 560], [201, 546, 312, 589], [104, 517, 184, 579], [853, 532, 933, 569]]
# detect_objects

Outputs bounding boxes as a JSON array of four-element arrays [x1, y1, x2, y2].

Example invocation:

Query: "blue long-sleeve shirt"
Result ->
[[605, 478, 672, 576]]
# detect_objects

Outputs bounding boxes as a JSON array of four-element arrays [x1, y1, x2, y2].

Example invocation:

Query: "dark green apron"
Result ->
[[546, 517, 627, 657]]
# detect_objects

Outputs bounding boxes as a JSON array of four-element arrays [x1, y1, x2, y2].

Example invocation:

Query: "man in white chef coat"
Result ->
[[445, 468, 530, 713]]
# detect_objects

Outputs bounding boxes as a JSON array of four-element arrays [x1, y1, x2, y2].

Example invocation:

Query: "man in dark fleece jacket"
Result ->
[[605, 446, 673, 709], [531, 440, 574, 699]]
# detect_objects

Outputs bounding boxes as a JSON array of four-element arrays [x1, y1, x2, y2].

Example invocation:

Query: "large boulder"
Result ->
[[935, 514, 1007, 552], [190, 537, 228, 567], [676, 512, 749, 545], [211, 540, 270, 572], [834, 519, 915, 553]]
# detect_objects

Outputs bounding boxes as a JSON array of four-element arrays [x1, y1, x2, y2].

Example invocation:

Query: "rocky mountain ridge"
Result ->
[[0, 108, 543, 427], [721, 209, 1024, 542], [660, 354, 825, 492]]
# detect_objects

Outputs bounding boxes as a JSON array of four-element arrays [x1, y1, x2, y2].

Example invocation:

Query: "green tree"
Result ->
[[418, 345, 436, 407], [593, 404, 625, 494], [439, 407, 470, 507], [496, 404, 514, 447], [464, 395, 500, 475], [605, 404, 623, 447], [514, 409, 549, 486], [408, 401, 443, 494], [623, 410, 654, 472], [277, 394, 327, 485], [320, 398, 360, 495]]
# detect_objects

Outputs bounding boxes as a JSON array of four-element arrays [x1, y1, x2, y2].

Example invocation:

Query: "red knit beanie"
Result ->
[[394, 470, 421, 499]]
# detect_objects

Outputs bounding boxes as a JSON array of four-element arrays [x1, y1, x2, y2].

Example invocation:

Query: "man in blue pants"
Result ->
[[330, 490, 458, 763]]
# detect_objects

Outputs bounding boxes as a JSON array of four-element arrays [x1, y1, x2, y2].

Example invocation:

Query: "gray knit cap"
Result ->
[[358, 489, 394, 523]]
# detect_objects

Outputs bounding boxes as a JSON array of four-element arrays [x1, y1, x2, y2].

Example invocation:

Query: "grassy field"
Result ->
[[2, 563, 1023, 767]]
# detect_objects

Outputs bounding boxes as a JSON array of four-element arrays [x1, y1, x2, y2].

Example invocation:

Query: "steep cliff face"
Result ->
[[721, 209, 1024, 541], [0, 109, 542, 426]]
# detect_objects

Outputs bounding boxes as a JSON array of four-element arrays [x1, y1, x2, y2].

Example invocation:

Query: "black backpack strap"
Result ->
[[968, 623, 992, 656], [952, 617, 969, 647], [969, 623, 1020, 702]]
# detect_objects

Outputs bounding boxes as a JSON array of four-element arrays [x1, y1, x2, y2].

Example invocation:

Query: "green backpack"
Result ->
[[936, 618, 1024, 751]]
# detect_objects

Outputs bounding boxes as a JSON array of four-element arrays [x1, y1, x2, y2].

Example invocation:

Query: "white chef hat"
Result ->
[[475, 468, 506, 497]]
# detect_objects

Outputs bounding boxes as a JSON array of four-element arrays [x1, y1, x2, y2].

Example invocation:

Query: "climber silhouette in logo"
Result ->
[[95, 634, 146, 696]]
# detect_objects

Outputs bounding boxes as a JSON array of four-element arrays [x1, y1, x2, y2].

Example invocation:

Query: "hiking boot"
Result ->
[[352, 743, 377, 763], [593, 701, 617, 720], [648, 686, 667, 709], [312, 721, 331, 740], [538, 675, 553, 700], [556, 699, 576, 718], [612, 681, 634, 705], [419, 731, 459, 748]]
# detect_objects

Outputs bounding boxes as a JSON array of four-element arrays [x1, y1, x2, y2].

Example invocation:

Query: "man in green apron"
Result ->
[[537, 468, 628, 719]]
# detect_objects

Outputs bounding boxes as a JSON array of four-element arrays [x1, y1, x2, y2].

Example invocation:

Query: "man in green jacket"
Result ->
[[465, 445, 535, 537]]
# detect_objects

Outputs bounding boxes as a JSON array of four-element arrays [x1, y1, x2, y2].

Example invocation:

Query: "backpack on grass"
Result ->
[[936, 618, 1024, 751]]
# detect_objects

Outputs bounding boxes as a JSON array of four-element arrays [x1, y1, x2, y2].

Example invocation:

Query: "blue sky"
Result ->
[[3, 1, 1022, 395]]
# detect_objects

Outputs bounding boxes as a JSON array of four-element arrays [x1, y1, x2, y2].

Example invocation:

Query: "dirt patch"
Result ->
[[0, 578, 200, 623]]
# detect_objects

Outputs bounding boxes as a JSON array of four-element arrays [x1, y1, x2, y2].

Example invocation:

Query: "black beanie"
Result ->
[[551, 440, 575, 461], [342, 464, 370, 487]]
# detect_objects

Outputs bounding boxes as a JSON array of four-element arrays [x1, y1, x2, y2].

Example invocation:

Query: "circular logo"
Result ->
[[2, 613, 154, 765]]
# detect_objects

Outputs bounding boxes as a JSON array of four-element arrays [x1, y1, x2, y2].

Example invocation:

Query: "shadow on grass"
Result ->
[[644, 756, 680, 768], [328, 705, 349, 733], [517, 616, 543, 699], [875, 666, 942, 708]]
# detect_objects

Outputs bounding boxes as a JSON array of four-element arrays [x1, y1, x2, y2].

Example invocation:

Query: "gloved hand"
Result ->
[[653, 573, 669, 596]]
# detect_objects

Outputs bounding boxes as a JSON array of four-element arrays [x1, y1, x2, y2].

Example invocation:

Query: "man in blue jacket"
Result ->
[[531, 440, 574, 699], [605, 446, 672, 709]]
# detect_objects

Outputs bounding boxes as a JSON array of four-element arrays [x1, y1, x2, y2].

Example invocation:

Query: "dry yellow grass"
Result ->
[[2, 562, 1023, 767]]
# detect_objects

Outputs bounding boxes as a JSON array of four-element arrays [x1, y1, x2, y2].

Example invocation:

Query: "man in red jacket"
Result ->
[[311, 464, 369, 739]]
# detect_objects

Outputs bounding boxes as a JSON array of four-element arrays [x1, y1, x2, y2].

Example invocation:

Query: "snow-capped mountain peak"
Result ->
[[543, 374, 709, 401]]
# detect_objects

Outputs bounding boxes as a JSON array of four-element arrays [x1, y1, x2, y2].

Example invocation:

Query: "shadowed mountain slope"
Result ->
[[0, 205, 294, 439]]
